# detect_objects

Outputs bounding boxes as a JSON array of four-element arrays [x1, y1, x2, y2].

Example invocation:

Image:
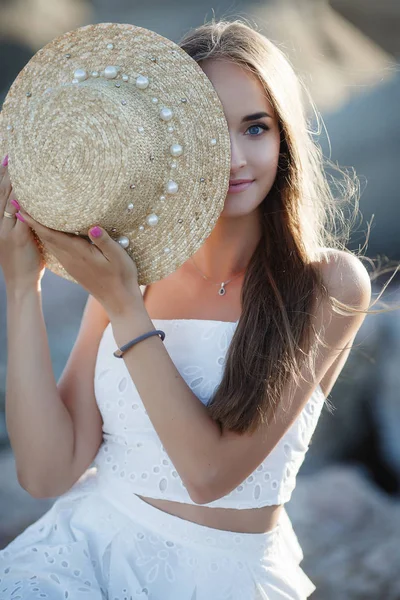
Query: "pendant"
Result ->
[[218, 283, 226, 296]]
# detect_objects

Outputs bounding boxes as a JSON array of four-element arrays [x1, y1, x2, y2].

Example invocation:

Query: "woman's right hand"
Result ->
[[0, 155, 45, 291]]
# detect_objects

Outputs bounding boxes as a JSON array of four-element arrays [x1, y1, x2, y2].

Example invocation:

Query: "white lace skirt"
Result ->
[[0, 468, 315, 599]]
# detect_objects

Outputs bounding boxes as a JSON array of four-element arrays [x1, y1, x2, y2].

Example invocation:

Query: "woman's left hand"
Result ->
[[17, 207, 141, 317]]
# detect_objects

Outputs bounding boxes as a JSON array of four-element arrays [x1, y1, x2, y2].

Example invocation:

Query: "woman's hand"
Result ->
[[16, 202, 142, 318], [0, 155, 45, 291]]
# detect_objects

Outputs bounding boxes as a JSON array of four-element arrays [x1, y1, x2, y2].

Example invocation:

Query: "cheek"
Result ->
[[252, 138, 280, 174]]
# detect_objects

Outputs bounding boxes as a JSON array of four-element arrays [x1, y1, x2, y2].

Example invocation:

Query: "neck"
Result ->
[[191, 209, 262, 281]]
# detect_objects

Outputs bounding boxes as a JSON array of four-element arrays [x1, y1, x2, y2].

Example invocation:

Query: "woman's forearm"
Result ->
[[110, 301, 222, 503]]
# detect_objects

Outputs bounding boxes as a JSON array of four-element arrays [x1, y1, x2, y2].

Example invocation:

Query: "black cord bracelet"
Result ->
[[113, 329, 166, 358]]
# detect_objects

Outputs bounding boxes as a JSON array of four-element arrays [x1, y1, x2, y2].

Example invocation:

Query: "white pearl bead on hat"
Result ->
[[166, 180, 178, 194], [74, 69, 88, 82], [104, 66, 118, 79], [146, 214, 159, 227], [117, 236, 130, 248], [136, 75, 149, 89], [170, 144, 183, 157], [160, 108, 173, 121]]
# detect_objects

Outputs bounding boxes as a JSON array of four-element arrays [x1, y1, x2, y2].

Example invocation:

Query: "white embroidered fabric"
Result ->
[[0, 470, 316, 599], [93, 288, 325, 509], [0, 287, 320, 599]]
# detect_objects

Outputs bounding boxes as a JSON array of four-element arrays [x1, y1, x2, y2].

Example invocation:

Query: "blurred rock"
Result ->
[[331, 0, 400, 57], [0, 40, 33, 106], [0, 411, 6, 446], [0, 0, 92, 51], [289, 465, 400, 599], [372, 305, 400, 488], [253, 0, 394, 112], [321, 72, 400, 260]]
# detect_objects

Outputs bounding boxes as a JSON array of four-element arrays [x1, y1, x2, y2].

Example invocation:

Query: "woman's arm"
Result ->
[[5, 285, 75, 496], [110, 304, 222, 504], [6, 287, 107, 498], [110, 249, 371, 504]]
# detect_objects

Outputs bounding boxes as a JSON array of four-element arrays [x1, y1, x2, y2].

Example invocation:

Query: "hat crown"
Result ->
[[24, 71, 167, 232], [0, 22, 231, 284]]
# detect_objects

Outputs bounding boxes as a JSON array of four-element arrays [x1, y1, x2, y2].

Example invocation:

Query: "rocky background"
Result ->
[[0, 1, 399, 598]]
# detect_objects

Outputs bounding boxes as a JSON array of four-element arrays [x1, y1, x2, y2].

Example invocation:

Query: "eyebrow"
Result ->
[[241, 112, 273, 123]]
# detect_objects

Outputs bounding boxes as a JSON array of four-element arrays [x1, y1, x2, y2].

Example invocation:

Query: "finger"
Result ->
[[13, 212, 32, 237], [18, 208, 96, 264], [0, 154, 9, 181], [1, 198, 20, 233], [0, 158, 12, 214], [18, 209, 72, 246], [0, 193, 18, 236], [0, 155, 15, 228], [88, 226, 125, 259]]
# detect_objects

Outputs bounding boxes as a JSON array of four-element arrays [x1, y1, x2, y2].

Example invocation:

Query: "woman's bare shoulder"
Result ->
[[314, 247, 371, 309]]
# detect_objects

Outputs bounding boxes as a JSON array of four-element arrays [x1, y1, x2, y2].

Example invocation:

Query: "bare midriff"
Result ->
[[136, 495, 284, 534]]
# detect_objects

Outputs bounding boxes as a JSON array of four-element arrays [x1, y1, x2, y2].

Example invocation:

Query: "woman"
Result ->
[[0, 19, 374, 600]]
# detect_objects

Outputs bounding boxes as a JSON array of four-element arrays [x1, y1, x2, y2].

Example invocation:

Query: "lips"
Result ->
[[228, 179, 254, 193], [229, 179, 253, 186]]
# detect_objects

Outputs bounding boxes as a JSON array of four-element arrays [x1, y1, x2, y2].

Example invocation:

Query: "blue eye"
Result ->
[[246, 123, 269, 136]]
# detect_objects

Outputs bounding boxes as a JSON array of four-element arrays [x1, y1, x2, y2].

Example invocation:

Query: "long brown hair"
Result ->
[[179, 19, 398, 435]]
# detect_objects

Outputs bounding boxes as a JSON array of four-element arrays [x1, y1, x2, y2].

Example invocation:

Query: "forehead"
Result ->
[[201, 59, 274, 120]]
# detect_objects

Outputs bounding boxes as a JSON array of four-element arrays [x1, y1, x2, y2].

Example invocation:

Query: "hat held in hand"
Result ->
[[0, 22, 231, 285]]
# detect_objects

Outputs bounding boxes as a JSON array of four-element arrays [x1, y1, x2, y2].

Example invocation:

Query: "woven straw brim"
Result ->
[[0, 23, 231, 285]]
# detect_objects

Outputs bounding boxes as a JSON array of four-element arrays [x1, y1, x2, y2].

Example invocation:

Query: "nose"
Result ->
[[229, 133, 246, 173]]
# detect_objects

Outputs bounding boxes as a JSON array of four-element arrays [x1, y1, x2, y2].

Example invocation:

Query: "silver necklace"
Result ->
[[190, 257, 246, 296]]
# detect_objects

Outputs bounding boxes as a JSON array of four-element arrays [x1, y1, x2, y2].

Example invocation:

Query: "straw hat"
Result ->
[[0, 23, 231, 285]]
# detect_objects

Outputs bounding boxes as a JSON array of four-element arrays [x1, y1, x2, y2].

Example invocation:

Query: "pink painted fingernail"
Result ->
[[89, 226, 102, 238], [1, 155, 8, 167], [15, 212, 25, 223], [11, 199, 20, 210]]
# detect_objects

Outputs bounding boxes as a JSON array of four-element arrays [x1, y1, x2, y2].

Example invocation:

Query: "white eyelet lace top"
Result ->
[[93, 289, 325, 509]]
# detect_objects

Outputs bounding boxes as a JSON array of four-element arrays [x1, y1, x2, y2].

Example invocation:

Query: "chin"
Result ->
[[219, 196, 263, 219]]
